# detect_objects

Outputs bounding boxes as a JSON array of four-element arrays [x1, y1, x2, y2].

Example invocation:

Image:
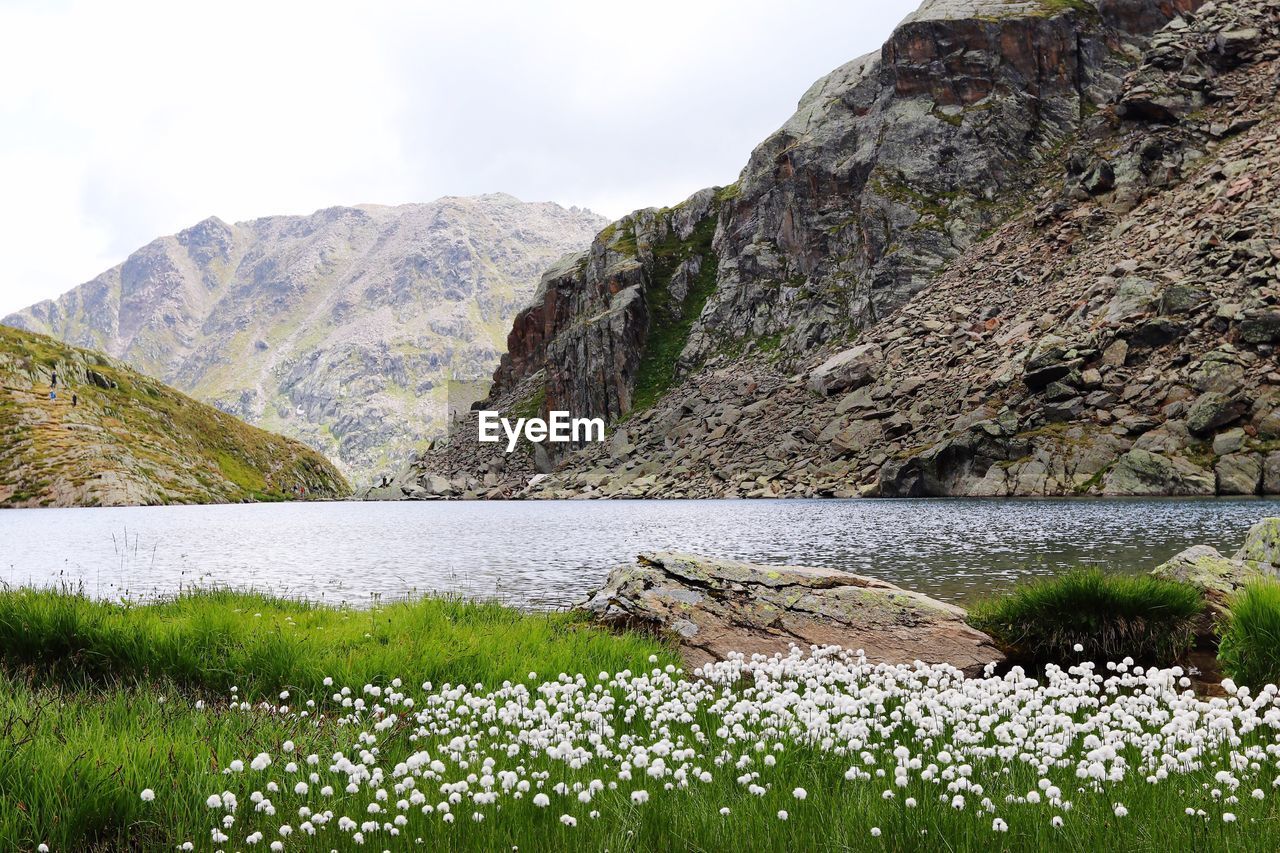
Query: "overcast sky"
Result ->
[[0, 0, 920, 317]]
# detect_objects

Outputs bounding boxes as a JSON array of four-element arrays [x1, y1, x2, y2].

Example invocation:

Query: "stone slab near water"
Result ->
[[578, 552, 1004, 676]]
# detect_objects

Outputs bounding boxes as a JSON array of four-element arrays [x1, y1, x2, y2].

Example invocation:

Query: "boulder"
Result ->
[[1235, 518, 1280, 572], [807, 344, 882, 396], [1151, 544, 1254, 636], [1186, 392, 1249, 436], [578, 552, 1004, 675], [1215, 453, 1262, 496], [1152, 519, 1280, 637], [1103, 448, 1214, 496]]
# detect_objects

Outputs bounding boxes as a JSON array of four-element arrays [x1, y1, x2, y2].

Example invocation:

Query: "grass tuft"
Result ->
[[968, 568, 1203, 664], [1219, 579, 1280, 687]]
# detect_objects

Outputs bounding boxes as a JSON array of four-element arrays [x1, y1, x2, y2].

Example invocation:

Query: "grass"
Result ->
[[0, 589, 675, 850], [7, 588, 1280, 852], [967, 568, 1203, 664], [1219, 579, 1280, 688], [0, 588, 667, 698]]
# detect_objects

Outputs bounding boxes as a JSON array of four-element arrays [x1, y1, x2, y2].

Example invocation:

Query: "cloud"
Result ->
[[0, 0, 919, 316]]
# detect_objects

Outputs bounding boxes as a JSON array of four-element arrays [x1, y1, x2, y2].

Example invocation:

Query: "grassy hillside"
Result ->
[[0, 324, 349, 507]]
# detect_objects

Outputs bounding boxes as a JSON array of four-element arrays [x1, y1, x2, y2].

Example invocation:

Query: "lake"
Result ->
[[2, 498, 1276, 608]]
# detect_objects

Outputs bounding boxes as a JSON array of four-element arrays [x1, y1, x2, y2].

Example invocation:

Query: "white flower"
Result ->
[[1052, 816, 1064, 828], [533, 793, 550, 808], [777, 810, 789, 821], [631, 790, 649, 804], [140, 789, 155, 802], [559, 814, 577, 827], [251, 753, 272, 771], [1223, 813, 1237, 823], [792, 787, 807, 800], [719, 807, 731, 816], [992, 818, 1008, 832], [1073, 643, 1084, 652], [870, 827, 881, 837], [206, 794, 223, 809], [1113, 803, 1128, 818]]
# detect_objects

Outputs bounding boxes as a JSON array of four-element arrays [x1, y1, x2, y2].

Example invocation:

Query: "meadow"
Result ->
[[3, 588, 1280, 851]]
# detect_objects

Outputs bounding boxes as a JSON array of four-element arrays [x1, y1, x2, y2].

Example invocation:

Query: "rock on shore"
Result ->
[[1152, 517, 1280, 628], [578, 552, 1004, 676]]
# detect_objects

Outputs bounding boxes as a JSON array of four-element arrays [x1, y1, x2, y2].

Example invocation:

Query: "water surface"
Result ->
[[2, 498, 1275, 608]]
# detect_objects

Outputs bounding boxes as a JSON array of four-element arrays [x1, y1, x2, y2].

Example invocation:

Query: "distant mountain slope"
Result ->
[[0, 326, 349, 507], [4, 195, 606, 480]]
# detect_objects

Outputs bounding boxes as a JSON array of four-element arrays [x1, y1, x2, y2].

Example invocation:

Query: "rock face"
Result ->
[[392, 0, 1280, 501], [0, 325, 349, 507], [4, 196, 606, 481], [578, 552, 1004, 676]]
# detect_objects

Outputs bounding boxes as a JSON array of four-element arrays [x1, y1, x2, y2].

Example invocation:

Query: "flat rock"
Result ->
[[578, 552, 1004, 675]]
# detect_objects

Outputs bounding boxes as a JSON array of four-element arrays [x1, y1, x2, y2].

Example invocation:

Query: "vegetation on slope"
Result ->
[[0, 325, 349, 507], [630, 209, 721, 412]]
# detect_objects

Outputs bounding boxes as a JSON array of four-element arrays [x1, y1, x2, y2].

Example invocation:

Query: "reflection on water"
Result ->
[[1, 498, 1276, 608]]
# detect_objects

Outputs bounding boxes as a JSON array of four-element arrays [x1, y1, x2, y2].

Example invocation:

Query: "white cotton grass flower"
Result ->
[[160, 648, 1280, 848], [870, 827, 881, 837], [139, 789, 155, 802]]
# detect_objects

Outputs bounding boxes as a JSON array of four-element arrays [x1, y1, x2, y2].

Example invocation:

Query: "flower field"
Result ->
[[4, 591, 1280, 850]]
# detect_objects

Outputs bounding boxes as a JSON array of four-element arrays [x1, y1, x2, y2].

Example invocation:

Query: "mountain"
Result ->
[[3, 195, 607, 480], [380, 0, 1280, 499], [0, 325, 348, 507]]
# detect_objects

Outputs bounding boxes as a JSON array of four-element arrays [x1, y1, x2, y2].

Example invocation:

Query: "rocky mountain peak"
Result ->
[[385, 0, 1278, 502], [5, 196, 607, 481]]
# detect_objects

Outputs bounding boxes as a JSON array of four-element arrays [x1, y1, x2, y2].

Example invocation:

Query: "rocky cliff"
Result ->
[[4, 196, 605, 481], [0, 326, 349, 507], [383, 0, 1280, 500]]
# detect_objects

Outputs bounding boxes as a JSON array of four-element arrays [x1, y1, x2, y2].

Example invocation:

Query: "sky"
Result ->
[[0, 0, 920, 317]]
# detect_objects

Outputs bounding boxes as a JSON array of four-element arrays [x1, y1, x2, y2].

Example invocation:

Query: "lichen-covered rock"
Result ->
[[1151, 519, 1280, 637], [578, 552, 1004, 675], [1235, 517, 1280, 572], [1151, 544, 1255, 629], [1104, 449, 1215, 496]]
